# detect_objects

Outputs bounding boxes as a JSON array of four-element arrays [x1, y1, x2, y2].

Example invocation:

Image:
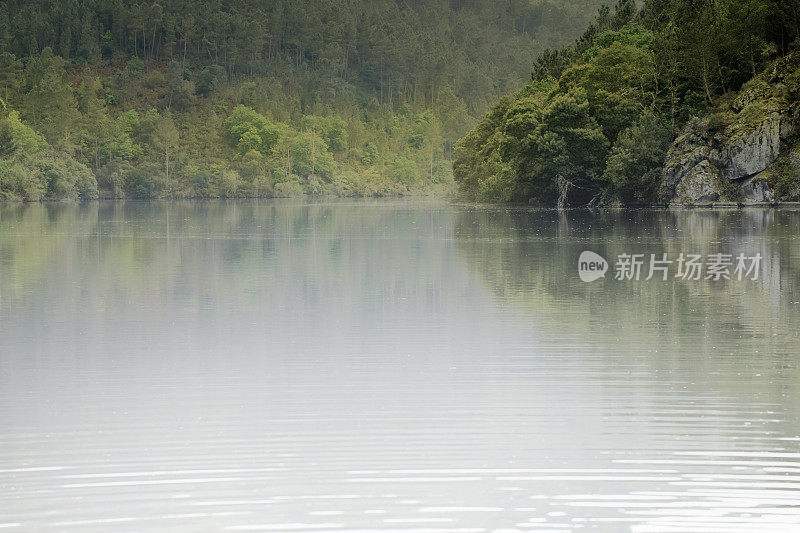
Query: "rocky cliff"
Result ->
[[662, 51, 800, 205]]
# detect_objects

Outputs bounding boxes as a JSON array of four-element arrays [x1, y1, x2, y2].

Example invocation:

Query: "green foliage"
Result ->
[[96, 160, 131, 198], [0, 159, 43, 201], [123, 162, 165, 198], [101, 31, 114, 58], [0, 118, 16, 157], [737, 101, 768, 127], [455, 0, 800, 205], [300, 115, 347, 153], [603, 113, 673, 203], [19, 49, 80, 148], [274, 178, 305, 197], [239, 83, 258, 108], [503, 88, 610, 203], [0, 109, 97, 200], [125, 57, 144, 78], [143, 71, 166, 90], [0, 0, 611, 200], [2, 0, 792, 203], [281, 131, 335, 181], [195, 66, 225, 97], [766, 155, 800, 201], [583, 25, 654, 60], [453, 97, 513, 201], [391, 155, 421, 187], [455, 84, 611, 204], [36, 153, 98, 200], [360, 143, 378, 166], [187, 164, 240, 198], [223, 106, 282, 156], [2, 111, 47, 153]]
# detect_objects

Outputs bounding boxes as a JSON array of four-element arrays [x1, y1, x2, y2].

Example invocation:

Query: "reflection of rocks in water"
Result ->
[[453, 207, 800, 355]]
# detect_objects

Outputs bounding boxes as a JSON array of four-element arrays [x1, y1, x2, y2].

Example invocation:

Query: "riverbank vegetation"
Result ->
[[453, 0, 800, 205], [0, 0, 605, 200]]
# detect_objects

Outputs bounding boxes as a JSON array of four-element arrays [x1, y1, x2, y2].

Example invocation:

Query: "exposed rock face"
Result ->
[[673, 160, 723, 203], [718, 113, 789, 181], [663, 51, 799, 205], [741, 175, 774, 202], [663, 113, 794, 204], [662, 142, 716, 204]]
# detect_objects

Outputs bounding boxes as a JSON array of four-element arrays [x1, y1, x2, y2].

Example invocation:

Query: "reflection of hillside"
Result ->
[[453, 207, 800, 357], [0, 200, 462, 344], [3, 201, 799, 361], [2, 200, 799, 427]]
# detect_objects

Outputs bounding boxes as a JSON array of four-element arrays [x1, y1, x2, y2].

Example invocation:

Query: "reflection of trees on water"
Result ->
[[2, 201, 798, 359], [452, 207, 800, 356], [2, 201, 799, 417], [0, 200, 461, 334]]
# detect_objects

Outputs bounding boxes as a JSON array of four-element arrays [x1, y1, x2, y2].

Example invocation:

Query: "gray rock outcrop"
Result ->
[[663, 112, 792, 204], [718, 113, 790, 181]]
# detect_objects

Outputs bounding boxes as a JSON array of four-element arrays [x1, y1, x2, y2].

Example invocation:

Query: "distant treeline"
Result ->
[[0, 0, 605, 200]]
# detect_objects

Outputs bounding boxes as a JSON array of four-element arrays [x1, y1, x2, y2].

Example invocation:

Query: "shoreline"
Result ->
[[4, 197, 800, 210]]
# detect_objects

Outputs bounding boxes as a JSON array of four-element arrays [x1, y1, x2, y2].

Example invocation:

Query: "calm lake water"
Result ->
[[1, 200, 800, 532]]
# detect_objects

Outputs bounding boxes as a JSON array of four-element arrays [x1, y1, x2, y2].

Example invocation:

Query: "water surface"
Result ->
[[1, 200, 799, 532]]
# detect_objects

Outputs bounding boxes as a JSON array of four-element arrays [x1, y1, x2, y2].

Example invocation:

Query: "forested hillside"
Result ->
[[454, 0, 800, 205], [0, 0, 604, 200]]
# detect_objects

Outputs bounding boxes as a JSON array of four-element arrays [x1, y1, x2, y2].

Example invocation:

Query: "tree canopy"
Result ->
[[454, 0, 800, 205], [0, 0, 607, 199]]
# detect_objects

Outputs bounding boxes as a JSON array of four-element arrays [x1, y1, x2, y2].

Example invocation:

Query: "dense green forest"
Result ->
[[454, 0, 800, 205], [0, 0, 605, 200]]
